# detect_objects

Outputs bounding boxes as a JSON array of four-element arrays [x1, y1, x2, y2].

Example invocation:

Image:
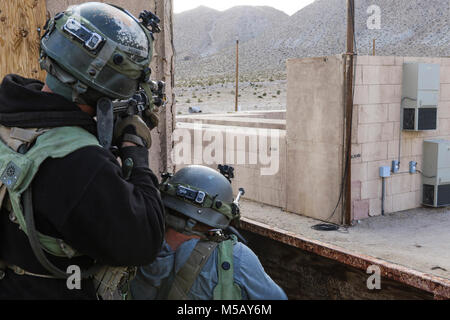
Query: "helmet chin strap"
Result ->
[[165, 213, 208, 239]]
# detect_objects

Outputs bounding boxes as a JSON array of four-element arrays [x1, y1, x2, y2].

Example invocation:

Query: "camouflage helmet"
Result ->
[[160, 165, 241, 230], [39, 2, 157, 105]]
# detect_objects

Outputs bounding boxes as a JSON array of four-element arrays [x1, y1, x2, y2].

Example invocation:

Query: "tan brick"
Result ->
[[441, 84, 450, 101], [390, 174, 413, 195], [351, 144, 362, 163], [388, 103, 401, 122], [367, 56, 396, 66], [368, 85, 402, 104], [358, 123, 383, 143], [441, 58, 450, 66], [362, 141, 388, 162], [355, 65, 363, 85], [361, 179, 381, 200], [441, 66, 450, 84], [388, 140, 400, 159], [381, 122, 394, 141], [438, 101, 450, 118], [353, 199, 370, 220], [352, 162, 368, 181], [411, 138, 423, 156], [354, 85, 370, 105], [394, 57, 404, 66], [392, 192, 416, 212], [369, 198, 382, 217], [352, 181, 361, 201], [358, 104, 388, 124], [384, 195, 394, 214], [362, 66, 402, 85]]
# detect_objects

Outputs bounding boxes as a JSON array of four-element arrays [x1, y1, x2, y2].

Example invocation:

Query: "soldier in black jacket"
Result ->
[[0, 3, 165, 299]]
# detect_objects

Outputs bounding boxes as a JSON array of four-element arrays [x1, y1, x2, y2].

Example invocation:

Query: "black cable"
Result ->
[[312, 2, 358, 231]]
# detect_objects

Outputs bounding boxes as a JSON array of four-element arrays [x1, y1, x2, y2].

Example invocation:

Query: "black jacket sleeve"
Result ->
[[33, 145, 165, 267]]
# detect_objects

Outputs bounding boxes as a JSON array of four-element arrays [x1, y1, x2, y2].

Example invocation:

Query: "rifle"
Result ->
[[112, 80, 166, 122]]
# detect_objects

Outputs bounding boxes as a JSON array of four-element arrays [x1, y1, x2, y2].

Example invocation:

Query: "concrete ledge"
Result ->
[[240, 217, 450, 299], [177, 116, 286, 130]]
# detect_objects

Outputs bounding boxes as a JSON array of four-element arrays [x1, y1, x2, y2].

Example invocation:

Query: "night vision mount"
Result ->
[[139, 10, 161, 34]]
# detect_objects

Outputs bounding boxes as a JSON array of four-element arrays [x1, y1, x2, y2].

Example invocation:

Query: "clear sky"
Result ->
[[173, 0, 316, 16]]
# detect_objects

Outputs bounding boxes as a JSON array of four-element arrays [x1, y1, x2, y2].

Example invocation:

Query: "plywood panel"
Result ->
[[0, 0, 47, 81]]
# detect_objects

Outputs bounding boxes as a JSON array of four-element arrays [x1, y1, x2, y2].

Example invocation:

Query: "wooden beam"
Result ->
[[0, 0, 47, 81]]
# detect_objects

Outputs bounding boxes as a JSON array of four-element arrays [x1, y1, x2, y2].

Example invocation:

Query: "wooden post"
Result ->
[[373, 38, 376, 56], [344, 0, 355, 225], [235, 38, 239, 112]]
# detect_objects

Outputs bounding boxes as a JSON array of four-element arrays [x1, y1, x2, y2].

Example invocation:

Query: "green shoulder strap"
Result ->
[[167, 240, 219, 300], [213, 236, 242, 300], [0, 126, 100, 258]]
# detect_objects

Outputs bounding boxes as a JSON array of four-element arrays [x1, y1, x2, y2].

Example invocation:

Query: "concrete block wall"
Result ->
[[352, 56, 450, 219], [173, 121, 287, 208]]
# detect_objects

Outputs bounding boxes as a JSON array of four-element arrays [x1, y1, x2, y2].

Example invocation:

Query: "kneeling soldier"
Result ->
[[130, 165, 287, 300]]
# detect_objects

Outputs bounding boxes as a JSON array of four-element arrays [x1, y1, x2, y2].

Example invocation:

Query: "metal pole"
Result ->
[[235, 38, 239, 112], [344, 0, 355, 226]]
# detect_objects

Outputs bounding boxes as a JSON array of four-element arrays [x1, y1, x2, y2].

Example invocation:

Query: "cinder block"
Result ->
[[390, 174, 413, 195], [381, 122, 394, 141], [392, 192, 416, 212], [351, 144, 362, 163], [361, 179, 381, 200], [441, 84, 450, 101], [394, 57, 404, 66], [352, 180, 362, 201], [366, 56, 396, 66], [369, 198, 381, 217], [353, 85, 370, 105], [352, 162, 368, 181], [358, 104, 388, 124], [368, 85, 402, 104], [362, 66, 402, 85], [411, 138, 423, 156], [353, 199, 370, 220], [362, 141, 388, 162], [438, 101, 450, 118], [358, 123, 383, 143], [355, 66, 363, 85], [388, 103, 401, 122], [388, 140, 400, 159], [441, 67, 450, 84]]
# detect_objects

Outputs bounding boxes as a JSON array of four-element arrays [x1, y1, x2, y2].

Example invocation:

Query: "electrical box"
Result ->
[[402, 63, 440, 131], [422, 139, 450, 207]]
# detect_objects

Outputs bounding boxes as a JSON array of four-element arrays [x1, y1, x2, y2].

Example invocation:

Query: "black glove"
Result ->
[[114, 115, 152, 149]]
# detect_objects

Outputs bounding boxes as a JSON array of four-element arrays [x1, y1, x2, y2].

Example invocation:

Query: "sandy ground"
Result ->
[[174, 80, 287, 115], [240, 199, 450, 280]]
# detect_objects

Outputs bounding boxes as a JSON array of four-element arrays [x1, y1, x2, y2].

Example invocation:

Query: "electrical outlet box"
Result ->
[[379, 166, 391, 178], [402, 63, 440, 131]]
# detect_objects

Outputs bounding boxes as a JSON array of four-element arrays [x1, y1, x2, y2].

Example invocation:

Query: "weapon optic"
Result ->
[[112, 80, 166, 124]]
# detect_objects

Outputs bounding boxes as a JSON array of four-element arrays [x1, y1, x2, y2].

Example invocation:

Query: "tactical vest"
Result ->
[[164, 236, 242, 300], [0, 126, 130, 300]]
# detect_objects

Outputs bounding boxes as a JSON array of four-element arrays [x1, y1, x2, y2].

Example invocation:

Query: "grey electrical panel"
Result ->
[[402, 63, 440, 131], [422, 139, 450, 207]]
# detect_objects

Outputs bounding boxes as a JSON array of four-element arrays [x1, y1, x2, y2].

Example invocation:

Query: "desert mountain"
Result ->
[[174, 0, 450, 82]]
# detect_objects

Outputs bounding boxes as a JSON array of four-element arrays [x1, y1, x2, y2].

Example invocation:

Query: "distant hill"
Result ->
[[174, 0, 450, 83]]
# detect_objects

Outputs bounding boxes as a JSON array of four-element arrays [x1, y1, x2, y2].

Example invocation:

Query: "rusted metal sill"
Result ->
[[240, 217, 450, 299]]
